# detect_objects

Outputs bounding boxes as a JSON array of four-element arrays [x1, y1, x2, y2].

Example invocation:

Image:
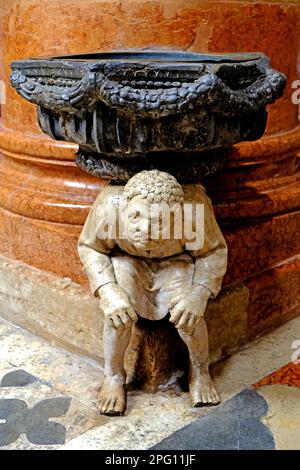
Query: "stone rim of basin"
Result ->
[[10, 49, 287, 181], [19, 50, 262, 63], [10, 50, 286, 118]]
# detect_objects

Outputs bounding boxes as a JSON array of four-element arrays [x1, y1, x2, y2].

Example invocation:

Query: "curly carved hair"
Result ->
[[123, 170, 184, 205]]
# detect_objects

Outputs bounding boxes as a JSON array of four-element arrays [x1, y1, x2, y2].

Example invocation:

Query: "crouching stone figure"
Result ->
[[78, 170, 227, 416]]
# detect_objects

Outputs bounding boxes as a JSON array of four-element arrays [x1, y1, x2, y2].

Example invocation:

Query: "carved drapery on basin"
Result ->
[[11, 51, 286, 182]]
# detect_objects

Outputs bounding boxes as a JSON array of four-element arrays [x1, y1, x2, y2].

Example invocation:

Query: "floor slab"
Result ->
[[0, 315, 299, 450]]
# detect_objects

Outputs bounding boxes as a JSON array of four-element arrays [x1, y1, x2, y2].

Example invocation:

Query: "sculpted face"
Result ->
[[122, 196, 177, 250]]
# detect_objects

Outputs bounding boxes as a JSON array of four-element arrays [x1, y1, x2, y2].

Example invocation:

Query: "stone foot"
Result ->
[[189, 367, 220, 407], [97, 378, 127, 416]]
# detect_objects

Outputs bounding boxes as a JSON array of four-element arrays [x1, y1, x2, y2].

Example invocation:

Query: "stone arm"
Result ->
[[170, 189, 227, 332], [77, 193, 117, 297], [190, 194, 228, 299], [78, 193, 137, 326]]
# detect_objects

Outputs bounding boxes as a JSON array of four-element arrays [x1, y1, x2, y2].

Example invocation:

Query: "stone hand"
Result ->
[[98, 283, 138, 329], [169, 286, 211, 334]]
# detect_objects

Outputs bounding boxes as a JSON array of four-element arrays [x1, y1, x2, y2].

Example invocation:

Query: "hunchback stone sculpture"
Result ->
[[78, 169, 227, 416]]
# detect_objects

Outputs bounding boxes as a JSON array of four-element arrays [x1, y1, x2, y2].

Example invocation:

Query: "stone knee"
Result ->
[[177, 317, 209, 365], [175, 316, 206, 337], [104, 315, 134, 333]]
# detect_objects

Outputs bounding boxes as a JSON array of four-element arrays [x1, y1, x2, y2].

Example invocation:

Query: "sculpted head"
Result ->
[[122, 170, 184, 250]]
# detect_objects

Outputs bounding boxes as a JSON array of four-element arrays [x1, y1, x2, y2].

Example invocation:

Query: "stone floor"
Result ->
[[0, 316, 299, 450]]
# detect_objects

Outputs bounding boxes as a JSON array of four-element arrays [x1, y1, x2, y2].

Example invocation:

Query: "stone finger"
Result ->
[[126, 306, 138, 322], [111, 315, 123, 329], [176, 311, 190, 329], [187, 314, 198, 328], [120, 312, 131, 326], [170, 306, 184, 324]]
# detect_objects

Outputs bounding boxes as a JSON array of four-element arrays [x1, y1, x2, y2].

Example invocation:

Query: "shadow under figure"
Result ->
[[78, 170, 228, 416]]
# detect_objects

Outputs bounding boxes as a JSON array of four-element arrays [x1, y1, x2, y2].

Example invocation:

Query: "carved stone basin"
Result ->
[[10, 50, 286, 182]]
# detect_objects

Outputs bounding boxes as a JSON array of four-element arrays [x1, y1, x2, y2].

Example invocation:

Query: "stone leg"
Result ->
[[112, 254, 194, 391], [98, 317, 133, 416], [178, 318, 219, 406]]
